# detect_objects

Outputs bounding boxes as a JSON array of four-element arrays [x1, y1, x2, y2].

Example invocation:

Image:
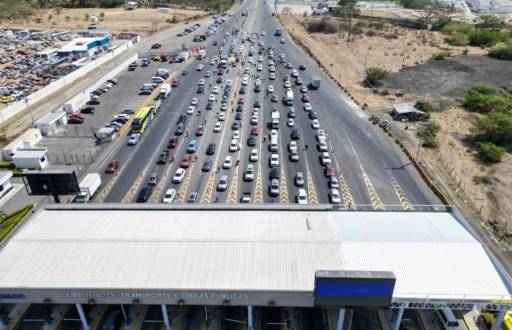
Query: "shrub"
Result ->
[[463, 89, 493, 112], [488, 42, 512, 60], [55, 6, 63, 15], [47, 14, 53, 20], [364, 67, 389, 87], [99, 12, 105, 21], [84, 13, 89, 21], [432, 50, 451, 60], [415, 99, 434, 112], [419, 122, 440, 148], [441, 21, 474, 35], [462, 48, 469, 55], [477, 142, 506, 163], [444, 33, 469, 46], [473, 112, 512, 146], [468, 29, 505, 47]]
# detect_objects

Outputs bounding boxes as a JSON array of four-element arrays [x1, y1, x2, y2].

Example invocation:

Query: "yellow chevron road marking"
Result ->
[[253, 164, 263, 204], [227, 170, 239, 203], [390, 177, 414, 210], [279, 165, 289, 203], [305, 161, 318, 204], [338, 171, 356, 209], [362, 172, 385, 210], [200, 169, 217, 203]]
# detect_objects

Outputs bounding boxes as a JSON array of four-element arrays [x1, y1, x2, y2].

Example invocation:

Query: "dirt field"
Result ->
[[0, 7, 207, 35], [279, 13, 512, 242]]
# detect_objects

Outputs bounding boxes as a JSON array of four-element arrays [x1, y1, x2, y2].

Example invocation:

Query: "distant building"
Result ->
[[35, 111, 68, 136], [391, 103, 427, 121], [57, 37, 110, 58], [12, 148, 48, 170], [1, 128, 43, 162], [0, 171, 13, 199]]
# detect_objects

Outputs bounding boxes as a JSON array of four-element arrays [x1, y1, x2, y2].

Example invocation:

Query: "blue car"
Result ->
[[202, 159, 212, 172], [187, 139, 198, 153], [206, 102, 214, 110]]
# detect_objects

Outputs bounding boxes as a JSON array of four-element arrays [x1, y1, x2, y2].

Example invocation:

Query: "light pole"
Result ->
[[25, 99, 35, 125]]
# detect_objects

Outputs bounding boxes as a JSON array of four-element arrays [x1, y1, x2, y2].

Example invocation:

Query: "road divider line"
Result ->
[[338, 172, 356, 209], [175, 164, 195, 203], [279, 164, 289, 203], [305, 158, 318, 204], [200, 169, 217, 203], [254, 163, 263, 204], [390, 177, 414, 210], [362, 171, 385, 210], [227, 170, 239, 203]]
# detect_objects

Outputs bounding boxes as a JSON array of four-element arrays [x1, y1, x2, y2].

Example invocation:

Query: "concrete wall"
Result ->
[[0, 40, 135, 125]]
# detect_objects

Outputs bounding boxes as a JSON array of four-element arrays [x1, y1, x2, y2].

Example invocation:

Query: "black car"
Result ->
[[206, 143, 216, 155], [202, 159, 212, 172], [87, 99, 100, 105], [157, 150, 169, 164], [291, 128, 301, 140], [182, 70, 188, 76], [235, 113, 242, 121], [197, 86, 204, 94], [239, 86, 246, 94], [299, 64, 306, 70], [270, 166, 280, 180], [91, 89, 103, 96], [216, 77, 224, 83], [308, 111, 318, 119], [247, 135, 256, 146], [177, 115, 187, 125], [254, 100, 261, 108], [231, 122, 240, 130], [137, 186, 152, 203], [206, 102, 214, 110], [213, 41, 218, 46], [80, 106, 95, 114], [68, 117, 84, 124], [175, 123, 184, 135], [236, 105, 243, 112]]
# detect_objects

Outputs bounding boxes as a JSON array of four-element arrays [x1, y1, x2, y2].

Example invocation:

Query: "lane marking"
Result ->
[[200, 169, 217, 203], [304, 157, 318, 204], [329, 142, 356, 209], [253, 163, 263, 204], [227, 170, 239, 203], [390, 176, 414, 210], [279, 164, 289, 203]]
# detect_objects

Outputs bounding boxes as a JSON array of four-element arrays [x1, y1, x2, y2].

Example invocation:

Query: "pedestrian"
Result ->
[[304, 144, 308, 151], [263, 136, 266, 142], [185, 130, 189, 137], [217, 166, 220, 172]]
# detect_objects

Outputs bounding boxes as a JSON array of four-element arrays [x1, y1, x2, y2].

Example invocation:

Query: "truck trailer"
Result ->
[[159, 83, 171, 99], [74, 173, 101, 203]]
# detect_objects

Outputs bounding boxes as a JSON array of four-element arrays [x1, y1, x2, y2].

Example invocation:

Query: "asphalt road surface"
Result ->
[[96, 0, 439, 209]]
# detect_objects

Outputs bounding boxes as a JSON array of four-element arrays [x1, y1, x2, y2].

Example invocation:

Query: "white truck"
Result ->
[[74, 173, 101, 203], [283, 88, 294, 106], [271, 109, 280, 129], [63, 93, 89, 113], [159, 83, 171, 99], [197, 49, 206, 60], [179, 51, 190, 61], [309, 77, 321, 90]]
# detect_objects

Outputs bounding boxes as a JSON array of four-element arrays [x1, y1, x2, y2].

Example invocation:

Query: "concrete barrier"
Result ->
[[0, 41, 134, 125]]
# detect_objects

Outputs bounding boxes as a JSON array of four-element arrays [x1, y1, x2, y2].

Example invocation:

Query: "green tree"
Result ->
[[473, 112, 512, 146], [462, 85, 497, 112], [468, 29, 505, 47], [419, 122, 441, 148], [477, 15, 506, 31], [477, 142, 506, 163], [364, 67, 389, 87], [338, 0, 359, 41], [415, 99, 434, 112]]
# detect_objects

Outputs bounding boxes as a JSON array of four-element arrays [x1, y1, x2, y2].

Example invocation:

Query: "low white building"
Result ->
[[0, 171, 13, 199], [1, 128, 43, 162], [35, 111, 67, 136], [12, 148, 48, 170]]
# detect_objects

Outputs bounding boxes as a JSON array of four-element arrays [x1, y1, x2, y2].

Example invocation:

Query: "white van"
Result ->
[[435, 309, 459, 330], [270, 131, 278, 152]]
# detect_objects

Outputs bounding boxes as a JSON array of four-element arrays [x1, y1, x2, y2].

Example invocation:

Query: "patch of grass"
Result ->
[[432, 50, 451, 60], [488, 42, 512, 61], [476, 142, 506, 163], [0, 204, 33, 243]]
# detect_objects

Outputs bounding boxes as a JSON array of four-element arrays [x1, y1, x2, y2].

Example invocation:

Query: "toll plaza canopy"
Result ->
[[0, 205, 510, 308]]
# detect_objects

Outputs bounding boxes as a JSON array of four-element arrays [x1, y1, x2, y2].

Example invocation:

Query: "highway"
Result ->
[[92, 0, 440, 208]]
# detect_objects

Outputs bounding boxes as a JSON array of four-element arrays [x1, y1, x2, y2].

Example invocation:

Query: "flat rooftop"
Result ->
[[0, 205, 510, 306]]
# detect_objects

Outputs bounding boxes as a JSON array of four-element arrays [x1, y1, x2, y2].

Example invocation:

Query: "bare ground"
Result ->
[[0, 7, 207, 36], [280, 14, 512, 250]]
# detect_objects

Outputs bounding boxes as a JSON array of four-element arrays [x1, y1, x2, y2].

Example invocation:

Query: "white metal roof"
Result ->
[[11, 148, 47, 159], [35, 111, 66, 125], [0, 207, 509, 302]]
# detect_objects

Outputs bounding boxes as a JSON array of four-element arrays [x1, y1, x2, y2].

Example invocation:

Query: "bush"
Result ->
[[462, 85, 498, 112], [488, 42, 512, 60], [0, 162, 15, 169], [419, 122, 440, 148], [432, 50, 451, 60], [468, 29, 505, 47], [400, 0, 431, 9], [55, 6, 63, 15], [444, 33, 469, 46], [473, 112, 512, 146], [364, 67, 389, 87], [415, 99, 434, 112], [441, 22, 474, 35], [462, 48, 469, 55], [477, 142, 506, 163]]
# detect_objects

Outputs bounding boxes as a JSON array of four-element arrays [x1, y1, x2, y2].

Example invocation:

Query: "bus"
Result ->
[[131, 106, 153, 134]]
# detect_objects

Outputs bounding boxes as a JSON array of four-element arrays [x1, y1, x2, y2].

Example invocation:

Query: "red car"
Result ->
[[167, 137, 178, 149], [251, 126, 260, 136], [180, 154, 192, 168], [172, 79, 180, 87], [271, 95, 278, 103], [238, 97, 245, 105], [68, 113, 86, 120], [195, 125, 205, 136], [302, 94, 310, 103], [105, 160, 120, 174], [217, 69, 224, 76], [324, 165, 335, 178], [283, 75, 290, 82]]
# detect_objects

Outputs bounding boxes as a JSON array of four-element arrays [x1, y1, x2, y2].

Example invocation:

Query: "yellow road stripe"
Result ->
[[200, 169, 217, 203], [305, 160, 318, 204], [9, 304, 30, 330], [227, 170, 239, 203], [279, 165, 289, 203], [362, 172, 385, 210], [121, 172, 146, 203], [376, 308, 389, 330], [337, 170, 356, 209], [390, 177, 414, 210], [253, 164, 263, 204]]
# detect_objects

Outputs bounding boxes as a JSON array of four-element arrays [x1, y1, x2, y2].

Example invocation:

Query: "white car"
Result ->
[[291, 69, 298, 77], [127, 133, 140, 145], [249, 148, 259, 162], [217, 175, 229, 191], [329, 177, 340, 189], [258, 56, 263, 62], [208, 94, 216, 102], [320, 152, 331, 165], [267, 85, 274, 93], [196, 64, 204, 71], [280, 38, 286, 44], [209, 59, 215, 65], [304, 103, 312, 111], [269, 72, 276, 80], [191, 97, 198, 105], [218, 112, 226, 121], [214, 122, 223, 132], [229, 138, 239, 152], [187, 106, 195, 115], [288, 141, 298, 153], [223, 155, 233, 169], [162, 188, 176, 203], [311, 119, 320, 129], [242, 77, 249, 86], [287, 118, 295, 127], [330, 188, 342, 204], [114, 114, 130, 120], [244, 164, 255, 181], [172, 168, 186, 183], [317, 129, 326, 139], [269, 153, 279, 167], [248, 57, 254, 64], [270, 130, 278, 138], [269, 66, 276, 72], [261, 31, 266, 36], [205, 71, 211, 77], [284, 80, 291, 89], [233, 131, 240, 140], [296, 189, 308, 204], [212, 86, 220, 94], [257, 64, 263, 71], [251, 115, 258, 125]]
